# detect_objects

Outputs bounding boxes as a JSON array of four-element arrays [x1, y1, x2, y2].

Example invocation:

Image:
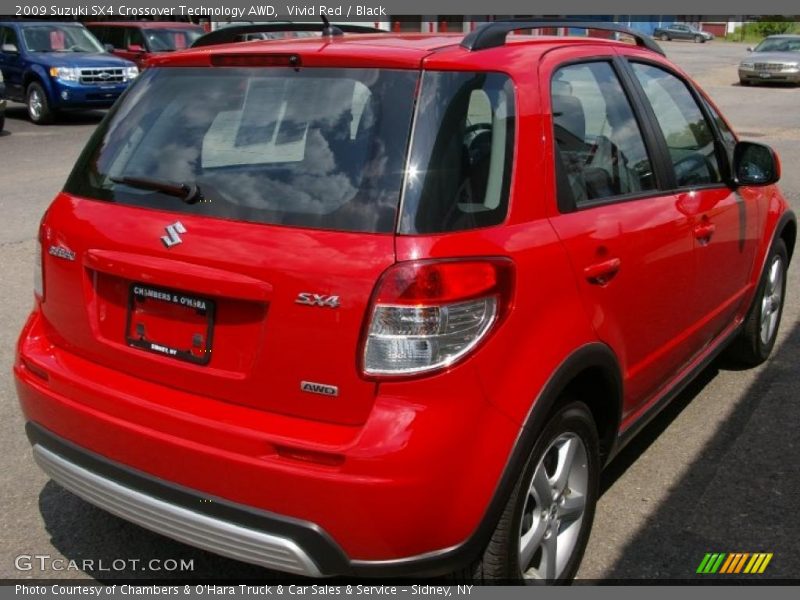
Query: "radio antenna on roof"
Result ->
[[321, 15, 344, 37]]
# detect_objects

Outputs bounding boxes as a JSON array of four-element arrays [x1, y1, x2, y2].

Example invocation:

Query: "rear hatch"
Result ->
[[40, 63, 418, 426]]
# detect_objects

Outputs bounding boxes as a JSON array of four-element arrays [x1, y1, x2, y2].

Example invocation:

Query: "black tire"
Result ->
[[468, 401, 600, 583], [694, 35, 705, 43], [740, 79, 751, 86], [26, 82, 54, 125], [0, 113, 4, 133], [659, 33, 669, 41], [726, 239, 788, 367]]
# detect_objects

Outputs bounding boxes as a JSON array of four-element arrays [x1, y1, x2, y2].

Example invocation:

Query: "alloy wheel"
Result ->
[[518, 432, 589, 580], [760, 255, 785, 346], [28, 89, 43, 121]]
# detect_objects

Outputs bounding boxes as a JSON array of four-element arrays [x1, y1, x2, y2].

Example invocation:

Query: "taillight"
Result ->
[[362, 259, 514, 377]]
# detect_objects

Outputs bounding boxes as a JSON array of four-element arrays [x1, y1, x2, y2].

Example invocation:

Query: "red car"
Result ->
[[14, 21, 796, 581], [86, 21, 205, 69]]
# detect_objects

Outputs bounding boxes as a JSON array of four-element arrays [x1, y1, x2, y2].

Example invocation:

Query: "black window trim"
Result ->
[[548, 55, 673, 214], [619, 56, 734, 194]]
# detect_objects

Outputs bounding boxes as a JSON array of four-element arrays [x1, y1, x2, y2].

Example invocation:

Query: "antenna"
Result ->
[[321, 15, 343, 37]]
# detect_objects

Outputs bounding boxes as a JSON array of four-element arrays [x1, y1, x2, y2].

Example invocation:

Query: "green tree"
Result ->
[[753, 17, 797, 37]]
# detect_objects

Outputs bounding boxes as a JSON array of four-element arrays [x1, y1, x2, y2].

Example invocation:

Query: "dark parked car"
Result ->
[[653, 23, 714, 43], [739, 34, 800, 85], [0, 21, 137, 124], [87, 21, 205, 70]]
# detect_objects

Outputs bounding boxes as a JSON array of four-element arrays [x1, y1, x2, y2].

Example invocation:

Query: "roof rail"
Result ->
[[461, 20, 665, 56], [192, 22, 385, 49]]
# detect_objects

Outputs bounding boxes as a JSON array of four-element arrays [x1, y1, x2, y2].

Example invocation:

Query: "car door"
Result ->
[[0, 26, 25, 101], [626, 59, 759, 350], [543, 50, 698, 421], [675, 25, 691, 40]]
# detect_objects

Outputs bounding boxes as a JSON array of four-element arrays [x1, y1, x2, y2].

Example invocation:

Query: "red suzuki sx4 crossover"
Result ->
[[14, 21, 796, 581]]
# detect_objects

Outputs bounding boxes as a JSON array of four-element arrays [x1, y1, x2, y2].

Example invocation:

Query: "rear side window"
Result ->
[[399, 72, 515, 234], [631, 63, 722, 187], [551, 62, 656, 208], [65, 67, 418, 233]]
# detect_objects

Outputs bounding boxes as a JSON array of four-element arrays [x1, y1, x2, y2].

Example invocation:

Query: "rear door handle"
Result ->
[[584, 258, 621, 286]]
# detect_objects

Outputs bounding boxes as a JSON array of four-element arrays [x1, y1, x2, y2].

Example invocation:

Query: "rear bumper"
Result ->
[[15, 308, 520, 576], [28, 422, 339, 577]]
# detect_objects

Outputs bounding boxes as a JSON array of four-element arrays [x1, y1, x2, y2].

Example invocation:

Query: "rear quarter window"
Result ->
[[399, 71, 515, 234]]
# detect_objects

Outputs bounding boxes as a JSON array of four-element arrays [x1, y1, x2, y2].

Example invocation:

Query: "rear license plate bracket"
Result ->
[[125, 284, 215, 365]]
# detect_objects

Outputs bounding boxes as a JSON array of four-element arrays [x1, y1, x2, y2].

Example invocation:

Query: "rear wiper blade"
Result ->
[[111, 176, 203, 204]]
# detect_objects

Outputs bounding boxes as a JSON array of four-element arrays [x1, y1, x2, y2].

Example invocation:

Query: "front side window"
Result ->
[[126, 27, 146, 50], [21, 24, 104, 53], [400, 71, 515, 233], [631, 63, 722, 187], [65, 67, 418, 233], [1, 26, 20, 50], [551, 61, 656, 208]]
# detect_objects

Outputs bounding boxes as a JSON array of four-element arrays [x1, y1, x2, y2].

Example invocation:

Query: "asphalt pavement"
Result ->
[[0, 40, 798, 582]]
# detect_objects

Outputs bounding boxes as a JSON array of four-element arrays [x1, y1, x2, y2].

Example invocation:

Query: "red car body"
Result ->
[[14, 27, 796, 579]]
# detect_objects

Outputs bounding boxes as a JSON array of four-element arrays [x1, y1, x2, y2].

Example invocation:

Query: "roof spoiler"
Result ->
[[191, 22, 386, 48], [461, 20, 666, 56]]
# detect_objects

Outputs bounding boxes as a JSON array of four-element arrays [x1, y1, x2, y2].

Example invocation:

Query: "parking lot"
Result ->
[[0, 39, 798, 581]]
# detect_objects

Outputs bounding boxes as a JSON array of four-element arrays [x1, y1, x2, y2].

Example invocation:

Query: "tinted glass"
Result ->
[[551, 62, 655, 207], [102, 26, 125, 49], [632, 63, 722, 187], [754, 37, 800, 53], [126, 27, 146, 49], [21, 24, 104, 53], [400, 71, 515, 233], [144, 28, 203, 51], [1, 26, 19, 48], [65, 67, 418, 233]]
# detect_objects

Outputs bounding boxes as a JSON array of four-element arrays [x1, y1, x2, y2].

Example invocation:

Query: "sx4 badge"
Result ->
[[295, 293, 340, 308]]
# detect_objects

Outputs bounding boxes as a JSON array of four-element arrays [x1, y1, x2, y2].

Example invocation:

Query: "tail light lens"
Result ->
[[362, 259, 514, 377]]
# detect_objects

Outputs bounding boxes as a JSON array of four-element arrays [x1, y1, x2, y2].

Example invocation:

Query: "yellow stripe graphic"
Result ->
[[744, 554, 758, 573], [758, 554, 773, 574]]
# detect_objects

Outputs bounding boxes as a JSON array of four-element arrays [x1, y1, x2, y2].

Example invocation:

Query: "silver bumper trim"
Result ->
[[33, 444, 322, 577]]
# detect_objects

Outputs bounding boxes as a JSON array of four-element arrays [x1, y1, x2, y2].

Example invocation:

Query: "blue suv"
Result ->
[[0, 21, 137, 124]]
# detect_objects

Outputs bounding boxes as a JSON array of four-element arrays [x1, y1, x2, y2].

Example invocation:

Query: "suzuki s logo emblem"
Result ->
[[295, 293, 340, 308], [161, 222, 186, 248]]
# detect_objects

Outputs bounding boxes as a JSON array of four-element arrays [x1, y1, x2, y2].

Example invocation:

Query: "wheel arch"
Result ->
[[778, 211, 796, 263], [23, 66, 53, 101], [348, 342, 624, 578]]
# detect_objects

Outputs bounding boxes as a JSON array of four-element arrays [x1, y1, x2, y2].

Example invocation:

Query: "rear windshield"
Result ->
[[66, 66, 515, 234], [66, 67, 417, 233]]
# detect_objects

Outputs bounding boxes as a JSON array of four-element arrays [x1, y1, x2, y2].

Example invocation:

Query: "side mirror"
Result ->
[[128, 44, 145, 53], [746, 47, 753, 52], [104, 43, 115, 53], [1, 43, 18, 54], [733, 141, 780, 186]]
